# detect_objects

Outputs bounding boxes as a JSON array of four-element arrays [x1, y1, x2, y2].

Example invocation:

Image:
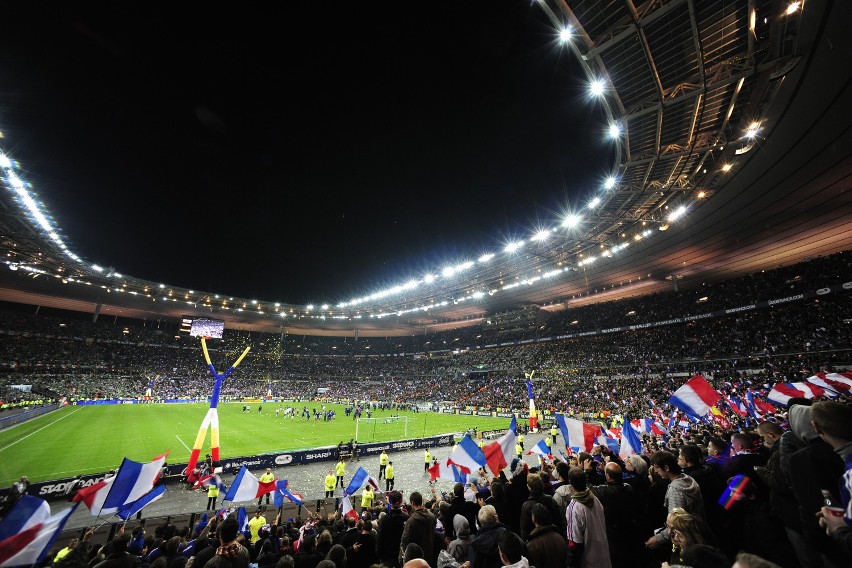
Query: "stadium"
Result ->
[[0, 1, 851, 568]]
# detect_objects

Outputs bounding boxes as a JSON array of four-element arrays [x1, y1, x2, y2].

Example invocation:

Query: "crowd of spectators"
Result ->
[[2, 253, 852, 567], [1, 253, 850, 416], [38, 398, 852, 568]]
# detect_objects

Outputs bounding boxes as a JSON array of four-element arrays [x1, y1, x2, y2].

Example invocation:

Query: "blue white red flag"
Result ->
[[272, 480, 303, 507], [668, 375, 722, 422], [73, 451, 168, 516], [344, 467, 372, 497], [222, 467, 278, 503], [725, 395, 748, 416], [448, 435, 486, 473], [236, 507, 249, 538], [483, 416, 517, 473], [555, 414, 600, 453], [0, 496, 77, 567], [767, 382, 834, 407], [342, 496, 358, 521], [805, 372, 852, 394], [428, 458, 468, 483], [527, 439, 552, 458], [116, 483, 166, 521], [619, 417, 643, 460]]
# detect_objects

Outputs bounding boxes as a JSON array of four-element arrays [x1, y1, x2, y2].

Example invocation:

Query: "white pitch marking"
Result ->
[[175, 435, 191, 452], [0, 407, 81, 453]]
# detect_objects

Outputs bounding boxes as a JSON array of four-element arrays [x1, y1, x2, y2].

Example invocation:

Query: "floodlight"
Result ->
[[608, 123, 620, 138], [590, 80, 605, 97], [504, 241, 523, 253], [442, 267, 455, 277], [562, 213, 582, 228], [478, 253, 495, 263], [604, 176, 616, 190], [588, 197, 601, 209], [559, 27, 573, 42], [667, 205, 687, 222], [786, 2, 800, 15], [532, 230, 550, 242]]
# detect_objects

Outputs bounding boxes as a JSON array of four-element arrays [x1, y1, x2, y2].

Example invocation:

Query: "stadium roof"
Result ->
[[0, 0, 850, 337]]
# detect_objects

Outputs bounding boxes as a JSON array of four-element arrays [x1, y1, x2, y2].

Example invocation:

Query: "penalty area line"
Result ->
[[175, 435, 191, 452]]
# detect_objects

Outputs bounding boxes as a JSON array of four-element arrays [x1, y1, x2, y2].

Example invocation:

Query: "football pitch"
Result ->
[[0, 403, 510, 485]]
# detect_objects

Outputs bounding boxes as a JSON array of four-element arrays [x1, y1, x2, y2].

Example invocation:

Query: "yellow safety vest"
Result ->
[[380, 453, 388, 466], [335, 462, 346, 476], [386, 465, 395, 479], [361, 488, 374, 508], [325, 474, 336, 491]]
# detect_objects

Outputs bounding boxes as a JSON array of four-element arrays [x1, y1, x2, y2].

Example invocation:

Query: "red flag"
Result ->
[[483, 442, 507, 474]]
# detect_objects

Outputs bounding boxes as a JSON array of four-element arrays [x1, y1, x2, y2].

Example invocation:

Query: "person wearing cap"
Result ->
[[385, 461, 395, 491]]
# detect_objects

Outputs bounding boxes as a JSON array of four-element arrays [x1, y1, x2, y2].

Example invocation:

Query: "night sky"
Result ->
[[0, 1, 612, 305]]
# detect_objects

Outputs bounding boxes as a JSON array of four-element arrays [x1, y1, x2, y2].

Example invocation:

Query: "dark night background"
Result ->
[[0, 1, 612, 305]]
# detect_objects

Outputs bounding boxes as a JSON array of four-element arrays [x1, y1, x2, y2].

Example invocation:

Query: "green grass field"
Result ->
[[0, 403, 510, 484]]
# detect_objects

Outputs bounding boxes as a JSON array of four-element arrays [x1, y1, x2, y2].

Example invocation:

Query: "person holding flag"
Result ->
[[258, 468, 275, 506], [361, 484, 375, 511]]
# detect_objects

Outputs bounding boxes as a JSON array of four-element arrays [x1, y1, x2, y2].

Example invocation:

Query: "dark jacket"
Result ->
[[468, 521, 509, 568], [519, 492, 563, 540], [377, 507, 409, 567], [400, 508, 437, 565], [442, 496, 480, 539], [525, 524, 566, 568], [92, 552, 141, 568], [592, 482, 640, 564]]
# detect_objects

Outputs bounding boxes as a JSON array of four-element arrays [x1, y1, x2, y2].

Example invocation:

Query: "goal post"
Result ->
[[355, 416, 410, 443]]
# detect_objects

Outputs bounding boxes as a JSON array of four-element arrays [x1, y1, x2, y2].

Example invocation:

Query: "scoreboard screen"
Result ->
[[188, 318, 225, 338]]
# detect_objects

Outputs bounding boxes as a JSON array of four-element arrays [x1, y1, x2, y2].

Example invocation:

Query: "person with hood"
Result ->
[[442, 483, 480, 540], [565, 467, 610, 568], [525, 503, 566, 568], [644, 450, 705, 551], [400, 492, 436, 567], [468, 505, 508, 568], [447, 514, 471, 563], [786, 399, 845, 567]]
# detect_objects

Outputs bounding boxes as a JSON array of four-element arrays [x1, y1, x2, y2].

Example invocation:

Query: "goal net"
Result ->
[[356, 416, 410, 443]]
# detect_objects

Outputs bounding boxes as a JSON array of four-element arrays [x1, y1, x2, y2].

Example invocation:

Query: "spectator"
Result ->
[[565, 467, 610, 568], [496, 531, 528, 568], [468, 505, 508, 568], [524, 503, 565, 568], [400, 492, 436, 568]]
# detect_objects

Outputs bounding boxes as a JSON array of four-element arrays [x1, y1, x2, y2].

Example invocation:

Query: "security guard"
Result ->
[[379, 450, 389, 479], [361, 485, 375, 510], [550, 423, 558, 444], [385, 461, 395, 492], [518, 431, 525, 451], [424, 449, 431, 472], [325, 469, 337, 498], [335, 459, 346, 489]]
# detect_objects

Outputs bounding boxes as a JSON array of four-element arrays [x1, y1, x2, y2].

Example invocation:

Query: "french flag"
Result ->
[[483, 416, 517, 474], [0, 496, 77, 567], [428, 458, 468, 483], [344, 467, 374, 497], [448, 435, 486, 473], [805, 372, 852, 394], [222, 466, 278, 503], [342, 495, 358, 521], [630, 419, 665, 436], [116, 484, 165, 521], [725, 395, 748, 416], [194, 473, 226, 491], [668, 375, 722, 422], [527, 439, 552, 458], [555, 414, 600, 453], [619, 417, 643, 460], [767, 382, 835, 407], [74, 451, 168, 516], [273, 480, 303, 508]]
